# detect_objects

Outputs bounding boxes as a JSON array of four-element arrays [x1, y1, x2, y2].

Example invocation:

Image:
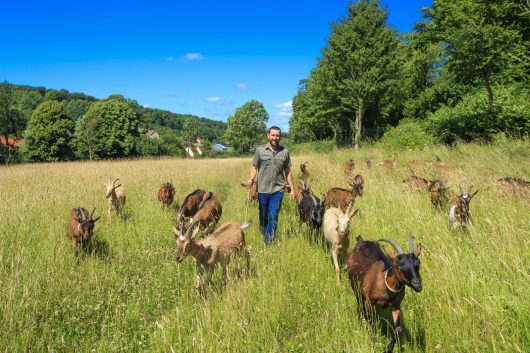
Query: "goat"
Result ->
[[298, 193, 325, 233], [105, 178, 126, 218], [240, 182, 258, 203], [403, 175, 448, 208], [295, 180, 314, 204], [347, 235, 422, 353], [448, 185, 478, 230], [366, 158, 374, 169], [185, 191, 222, 234], [299, 161, 310, 181], [324, 174, 364, 211], [406, 155, 449, 174], [67, 207, 101, 255], [497, 177, 530, 188], [378, 155, 398, 170], [174, 220, 251, 289], [345, 158, 355, 174], [323, 204, 358, 284], [176, 189, 206, 223], [157, 181, 175, 209]]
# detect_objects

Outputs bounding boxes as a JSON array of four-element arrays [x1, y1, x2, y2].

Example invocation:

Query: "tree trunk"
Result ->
[[354, 104, 363, 150]]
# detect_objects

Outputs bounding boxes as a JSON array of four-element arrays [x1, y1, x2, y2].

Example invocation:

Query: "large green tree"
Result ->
[[425, 0, 528, 111], [290, 0, 401, 148], [23, 100, 75, 162], [224, 100, 268, 153], [74, 98, 139, 159]]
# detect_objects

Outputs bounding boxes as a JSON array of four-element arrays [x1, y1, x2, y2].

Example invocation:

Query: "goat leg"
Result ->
[[331, 247, 341, 284], [385, 308, 402, 353]]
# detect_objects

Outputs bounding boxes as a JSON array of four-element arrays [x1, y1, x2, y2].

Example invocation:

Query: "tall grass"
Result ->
[[0, 141, 528, 352]]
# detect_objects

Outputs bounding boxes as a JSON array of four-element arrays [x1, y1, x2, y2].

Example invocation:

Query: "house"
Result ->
[[0, 136, 23, 149], [185, 138, 203, 157], [146, 130, 159, 139], [212, 143, 228, 153]]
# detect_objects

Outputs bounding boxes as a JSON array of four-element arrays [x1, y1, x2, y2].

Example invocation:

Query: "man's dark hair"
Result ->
[[267, 126, 282, 134]]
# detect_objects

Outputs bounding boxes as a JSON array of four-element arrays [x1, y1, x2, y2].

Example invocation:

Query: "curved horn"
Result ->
[[345, 202, 353, 216], [185, 221, 198, 237], [113, 178, 120, 186], [467, 185, 473, 195], [378, 238, 404, 255], [459, 184, 464, 195], [409, 234, 415, 254]]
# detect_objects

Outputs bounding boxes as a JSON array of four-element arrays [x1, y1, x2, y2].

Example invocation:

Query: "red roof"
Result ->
[[0, 136, 23, 148]]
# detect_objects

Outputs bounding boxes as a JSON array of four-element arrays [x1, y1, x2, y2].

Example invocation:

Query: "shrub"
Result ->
[[380, 119, 437, 152]]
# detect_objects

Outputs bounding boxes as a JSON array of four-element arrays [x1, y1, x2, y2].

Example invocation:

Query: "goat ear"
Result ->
[[93, 216, 101, 223], [414, 243, 422, 257]]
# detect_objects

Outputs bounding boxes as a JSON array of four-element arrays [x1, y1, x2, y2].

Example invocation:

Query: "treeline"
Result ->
[[0, 83, 227, 163], [289, 0, 530, 149]]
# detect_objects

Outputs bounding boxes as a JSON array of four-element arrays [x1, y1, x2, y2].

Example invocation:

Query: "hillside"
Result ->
[[0, 140, 528, 352]]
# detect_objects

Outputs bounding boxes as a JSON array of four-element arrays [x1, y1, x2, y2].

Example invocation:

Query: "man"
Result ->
[[247, 126, 295, 246]]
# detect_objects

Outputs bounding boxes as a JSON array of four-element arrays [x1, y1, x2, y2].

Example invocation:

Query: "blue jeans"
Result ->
[[258, 191, 284, 246]]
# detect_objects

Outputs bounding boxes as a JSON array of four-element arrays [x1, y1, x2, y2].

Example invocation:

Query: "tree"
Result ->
[[224, 100, 268, 153], [0, 83, 25, 164], [291, 0, 401, 148], [182, 118, 201, 143], [425, 0, 528, 111], [74, 99, 139, 159], [23, 100, 75, 161]]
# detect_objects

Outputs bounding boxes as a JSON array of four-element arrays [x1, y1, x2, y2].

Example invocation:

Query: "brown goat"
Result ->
[[378, 155, 398, 170], [105, 178, 126, 218], [67, 207, 101, 255], [497, 177, 530, 197], [185, 191, 222, 234], [324, 174, 364, 211], [299, 161, 310, 181], [295, 180, 314, 205], [176, 189, 206, 223], [344, 159, 355, 178], [240, 182, 258, 203], [347, 235, 422, 353], [403, 175, 448, 208], [157, 181, 176, 209], [448, 185, 478, 230], [174, 220, 251, 289]]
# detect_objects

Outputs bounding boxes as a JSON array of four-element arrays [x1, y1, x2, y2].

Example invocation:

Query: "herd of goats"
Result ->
[[66, 156, 529, 353]]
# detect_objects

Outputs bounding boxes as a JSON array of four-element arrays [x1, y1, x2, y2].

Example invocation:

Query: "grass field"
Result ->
[[1, 140, 529, 353]]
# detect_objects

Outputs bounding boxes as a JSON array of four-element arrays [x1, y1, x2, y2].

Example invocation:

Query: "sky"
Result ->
[[0, 0, 432, 131]]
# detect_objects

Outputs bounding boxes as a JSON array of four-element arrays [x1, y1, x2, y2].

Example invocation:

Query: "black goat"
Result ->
[[298, 193, 325, 232]]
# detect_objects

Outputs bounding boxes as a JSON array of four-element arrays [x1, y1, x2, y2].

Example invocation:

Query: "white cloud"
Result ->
[[142, 104, 151, 108], [205, 96, 221, 103], [275, 100, 293, 112], [183, 52, 204, 61], [167, 56, 175, 62], [236, 83, 248, 90]]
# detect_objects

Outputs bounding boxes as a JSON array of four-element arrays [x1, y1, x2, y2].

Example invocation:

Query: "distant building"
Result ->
[[146, 130, 160, 139], [0, 136, 23, 149], [185, 138, 203, 157], [212, 143, 228, 153]]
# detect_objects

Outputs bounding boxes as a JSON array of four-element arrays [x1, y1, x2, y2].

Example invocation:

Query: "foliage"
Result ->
[[380, 119, 437, 152], [74, 99, 139, 159], [182, 117, 201, 143], [426, 84, 530, 143], [290, 0, 402, 148], [65, 99, 93, 121], [0, 83, 26, 164], [224, 100, 268, 153], [22, 100, 75, 161]]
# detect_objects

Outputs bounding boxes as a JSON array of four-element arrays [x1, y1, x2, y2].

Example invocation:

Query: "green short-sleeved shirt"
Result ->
[[252, 144, 291, 194]]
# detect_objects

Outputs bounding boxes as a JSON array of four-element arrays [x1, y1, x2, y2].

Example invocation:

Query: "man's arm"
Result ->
[[247, 165, 258, 187], [286, 167, 295, 201]]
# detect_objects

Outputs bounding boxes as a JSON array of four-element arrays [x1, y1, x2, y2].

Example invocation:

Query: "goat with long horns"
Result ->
[[347, 235, 422, 353]]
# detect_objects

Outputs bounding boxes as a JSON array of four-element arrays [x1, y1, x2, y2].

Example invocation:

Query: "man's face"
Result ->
[[268, 129, 281, 147]]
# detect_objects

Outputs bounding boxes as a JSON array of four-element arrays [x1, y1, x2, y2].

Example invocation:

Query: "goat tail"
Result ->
[[240, 220, 253, 230]]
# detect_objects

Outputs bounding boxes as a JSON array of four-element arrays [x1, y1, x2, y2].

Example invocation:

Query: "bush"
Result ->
[[426, 85, 530, 144], [380, 119, 437, 152]]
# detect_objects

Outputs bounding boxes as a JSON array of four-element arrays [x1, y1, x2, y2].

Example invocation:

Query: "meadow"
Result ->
[[0, 140, 529, 353]]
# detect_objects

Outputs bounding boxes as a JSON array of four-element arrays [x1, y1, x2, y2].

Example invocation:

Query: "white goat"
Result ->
[[105, 178, 126, 218], [174, 220, 251, 289], [323, 204, 358, 284]]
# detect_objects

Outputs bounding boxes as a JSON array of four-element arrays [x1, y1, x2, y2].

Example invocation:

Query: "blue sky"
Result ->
[[1, 0, 432, 131]]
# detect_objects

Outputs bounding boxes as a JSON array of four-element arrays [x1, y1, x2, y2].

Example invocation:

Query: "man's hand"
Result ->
[[246, 178, 254, 188], [289, 190, 296, 201]]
